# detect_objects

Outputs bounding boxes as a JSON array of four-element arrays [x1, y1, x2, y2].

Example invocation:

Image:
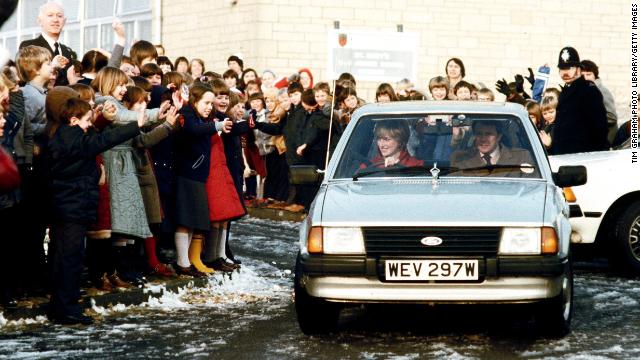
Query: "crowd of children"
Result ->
[[0, 30, 624, 325]]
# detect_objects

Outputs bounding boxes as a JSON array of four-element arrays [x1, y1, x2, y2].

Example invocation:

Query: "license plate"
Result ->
[[385, 260, 478, 281]]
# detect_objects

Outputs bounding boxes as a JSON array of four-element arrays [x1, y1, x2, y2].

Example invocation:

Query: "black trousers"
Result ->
[[18, 164, 48, 289], [0, 206, 20, 299], [264, 152, 289, 201], [49, 221, 87, 318]]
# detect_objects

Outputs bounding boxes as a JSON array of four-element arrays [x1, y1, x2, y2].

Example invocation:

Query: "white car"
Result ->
[[549, 140, 640, 273]]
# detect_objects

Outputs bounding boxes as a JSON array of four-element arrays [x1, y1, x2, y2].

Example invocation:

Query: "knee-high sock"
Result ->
[[217, 228, 228, 261], [189, 233, 214, 273], [144, 236, 161, 269], [174, 232, 191, 268], [203, 226, 220, 262]]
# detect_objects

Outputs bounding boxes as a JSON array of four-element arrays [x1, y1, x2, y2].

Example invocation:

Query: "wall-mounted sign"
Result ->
[[326, 29, 418, 82]]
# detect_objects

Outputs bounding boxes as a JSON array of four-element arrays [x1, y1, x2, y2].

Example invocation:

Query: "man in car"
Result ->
[[450, 120, 534, 176]]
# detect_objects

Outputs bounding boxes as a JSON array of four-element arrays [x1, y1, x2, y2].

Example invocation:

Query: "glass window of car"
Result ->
[[333, 114, 541, 179]]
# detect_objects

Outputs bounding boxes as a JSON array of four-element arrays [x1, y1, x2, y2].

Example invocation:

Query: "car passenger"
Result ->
[[450, 120, 534, 176], [361, 120, 424, 168]]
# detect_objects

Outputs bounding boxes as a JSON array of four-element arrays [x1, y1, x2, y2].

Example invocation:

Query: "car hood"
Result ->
[[319, 178, 548, 226]]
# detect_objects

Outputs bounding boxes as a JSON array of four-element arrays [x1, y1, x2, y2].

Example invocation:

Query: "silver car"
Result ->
[[293, 101, 586, 336]]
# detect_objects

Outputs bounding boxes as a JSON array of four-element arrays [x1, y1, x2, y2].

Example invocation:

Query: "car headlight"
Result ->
[[499, 227, 559, 255], [307, 226, 365, 254]]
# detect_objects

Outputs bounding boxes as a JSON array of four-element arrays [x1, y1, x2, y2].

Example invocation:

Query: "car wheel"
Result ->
[[537, 259, 573, 337], [294, 254, 340, 335], [612, 201, 640, 274]]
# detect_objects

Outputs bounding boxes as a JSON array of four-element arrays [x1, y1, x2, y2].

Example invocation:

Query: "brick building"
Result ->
[[1, 0, 631, 120]]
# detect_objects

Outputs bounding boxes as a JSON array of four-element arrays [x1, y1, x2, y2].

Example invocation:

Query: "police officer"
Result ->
[[550, 46, 609, 155]]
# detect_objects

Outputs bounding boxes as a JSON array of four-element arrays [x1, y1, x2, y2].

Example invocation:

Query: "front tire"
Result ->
[[294, 254, 340, 335], [612, 201, 640, 275], [537, 259, 573, 337]]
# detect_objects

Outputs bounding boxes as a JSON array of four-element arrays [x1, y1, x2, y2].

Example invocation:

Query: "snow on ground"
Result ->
[[3, 218, 640, 359]]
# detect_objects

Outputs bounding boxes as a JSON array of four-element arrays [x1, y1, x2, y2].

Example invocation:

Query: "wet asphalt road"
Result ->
[[2, 217, 640, 359]]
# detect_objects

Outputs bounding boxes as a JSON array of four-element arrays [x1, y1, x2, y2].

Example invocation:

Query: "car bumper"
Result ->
[[298, 254, 567, 303], [301, 275, 563, 303]]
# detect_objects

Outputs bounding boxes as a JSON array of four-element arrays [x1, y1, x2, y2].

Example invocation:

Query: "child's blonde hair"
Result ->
[[91, 66, 129, 97], [428, 76, 449, 93], [477, 88, 495, 101], [540, 96, 558, 112], [16, 45, 51, 82]]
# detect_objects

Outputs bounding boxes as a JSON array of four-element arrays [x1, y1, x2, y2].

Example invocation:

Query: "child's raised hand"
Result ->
[[52, 55, 69, 69], [112, 20, 126, 45], [164, 106, 178, 126], [136, 109, 148, 128], [92, 104, 104, 123], [171, 91, 183, 110], [158, 100, 171, 119], [220, 119, 233, 133], [102, 101, 118, 121]]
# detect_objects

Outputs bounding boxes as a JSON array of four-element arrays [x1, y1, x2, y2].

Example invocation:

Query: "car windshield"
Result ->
[[333, 113, 541, 179]]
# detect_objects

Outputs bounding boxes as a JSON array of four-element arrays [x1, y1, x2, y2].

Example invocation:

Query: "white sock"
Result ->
[[217, 228, 227, 260], [175, 232, 192, 268]]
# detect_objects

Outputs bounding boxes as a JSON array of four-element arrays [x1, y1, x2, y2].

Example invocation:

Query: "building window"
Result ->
[[0, 0, 155, 57]]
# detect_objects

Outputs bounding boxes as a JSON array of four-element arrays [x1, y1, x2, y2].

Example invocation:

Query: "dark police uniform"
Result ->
[[551, 46, 609, 155]]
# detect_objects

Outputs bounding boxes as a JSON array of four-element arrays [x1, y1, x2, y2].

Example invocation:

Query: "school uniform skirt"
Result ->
[[174, 176, 210, 231]]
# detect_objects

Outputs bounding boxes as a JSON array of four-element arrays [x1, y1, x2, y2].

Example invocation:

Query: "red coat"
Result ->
[[206, 132, 246, 222], [361, 150, 424, 169], [87, 155, 111, 239], [0, 147, 20, 193]]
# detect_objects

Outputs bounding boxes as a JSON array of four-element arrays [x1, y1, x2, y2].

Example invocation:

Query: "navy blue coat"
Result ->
[[46, 122, 140, 224], [173, 105, 219, 182], [551, 76, 609, 155]]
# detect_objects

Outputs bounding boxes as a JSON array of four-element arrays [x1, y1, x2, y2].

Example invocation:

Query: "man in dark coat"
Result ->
[[550, 46, 609, 155], [19, 2, 76, 84]]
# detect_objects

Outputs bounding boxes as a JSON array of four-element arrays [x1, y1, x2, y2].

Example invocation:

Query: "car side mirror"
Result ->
[[289, 165, 323, 185], [553, 165, 587, 187]]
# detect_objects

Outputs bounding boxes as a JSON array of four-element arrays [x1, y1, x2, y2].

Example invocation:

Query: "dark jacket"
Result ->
[[46, 122, 140, 224], [2, 90, 25, 154], [174, 105, 219, 182], [256, 103, 307, 166], [550, 76, 609, 155], [218, 111, 250, 201], [20, 35, 77, 86]]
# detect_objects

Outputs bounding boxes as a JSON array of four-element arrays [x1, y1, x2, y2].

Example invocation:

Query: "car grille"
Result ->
[[362, 227, 501, 256]]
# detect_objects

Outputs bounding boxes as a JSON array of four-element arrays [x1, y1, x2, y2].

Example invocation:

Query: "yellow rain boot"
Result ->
[[189, 233, 214, 274]]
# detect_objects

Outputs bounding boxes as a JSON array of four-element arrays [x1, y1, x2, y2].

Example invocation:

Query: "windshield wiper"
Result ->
[[352, 164, 459, 181]]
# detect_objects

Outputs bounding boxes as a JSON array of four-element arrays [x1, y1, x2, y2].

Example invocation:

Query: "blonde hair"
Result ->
[[477, 88, 495, 101], [540, 96, 558, 112], [16, 45, 51, 82], [428, 76, 449, 92], [374, 120, 410, 149], [91, 66, 129, 97]]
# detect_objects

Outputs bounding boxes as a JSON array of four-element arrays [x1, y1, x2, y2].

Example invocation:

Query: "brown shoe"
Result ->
[[175, 265, 207, 278], [94, 273, 115, 292], [209, 258, 236, 272], [108, 273, 133, 289]]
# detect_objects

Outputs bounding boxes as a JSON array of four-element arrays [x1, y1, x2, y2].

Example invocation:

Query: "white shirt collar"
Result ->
[[480, 145, 501, 164], [41, 33, 59, 52]]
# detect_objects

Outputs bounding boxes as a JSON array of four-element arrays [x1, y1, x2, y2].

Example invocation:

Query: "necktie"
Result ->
[[482, 154, 492, 165], [53, 42, 60, 56]]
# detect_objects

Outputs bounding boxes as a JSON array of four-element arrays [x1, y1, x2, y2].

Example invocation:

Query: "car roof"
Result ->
[[353, 100, 527, 118]]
